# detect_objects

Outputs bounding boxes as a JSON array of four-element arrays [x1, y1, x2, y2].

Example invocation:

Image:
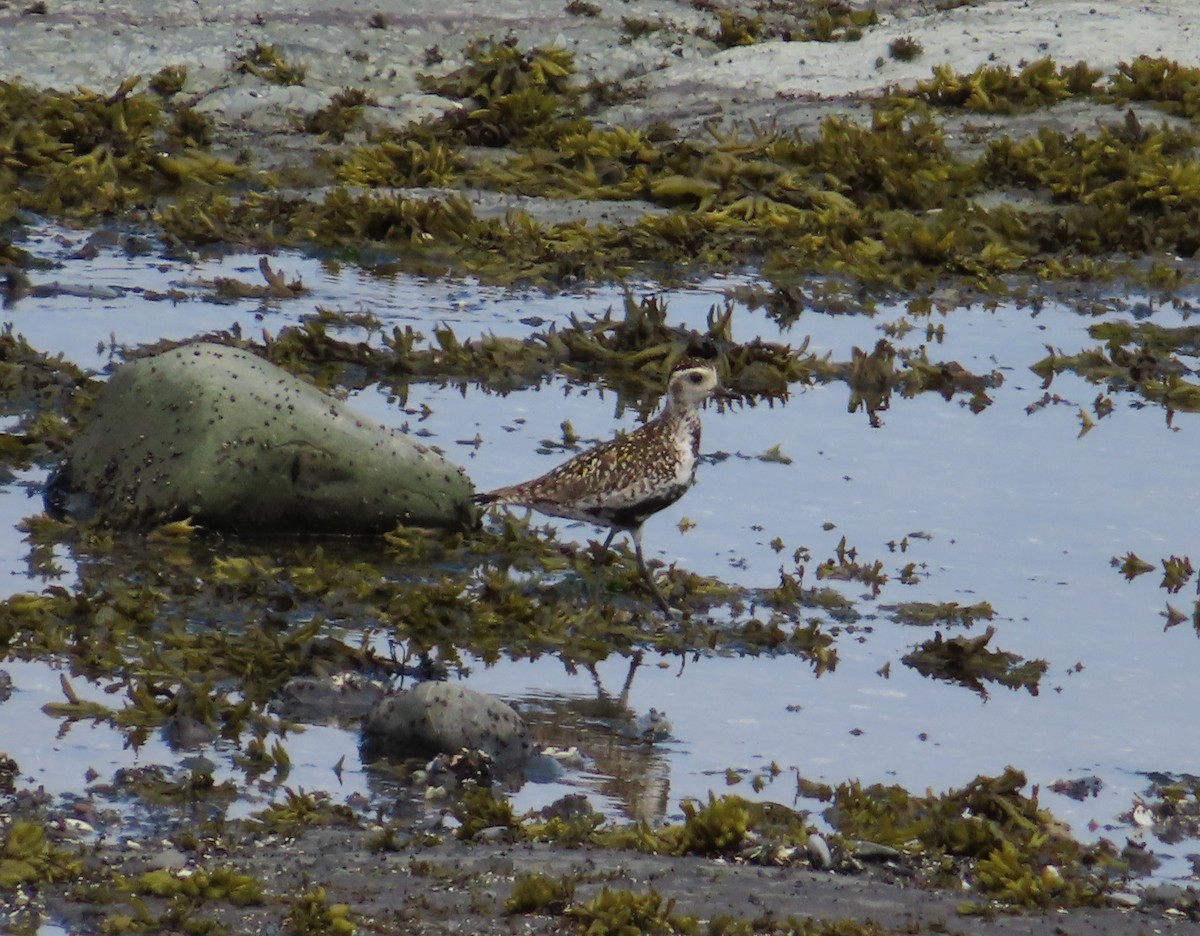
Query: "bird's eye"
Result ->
[[688, 372, 704, 384]]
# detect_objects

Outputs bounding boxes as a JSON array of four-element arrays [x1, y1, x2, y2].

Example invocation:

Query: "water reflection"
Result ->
[[846, 338, 895, 427], [516, 653, 673, 823]]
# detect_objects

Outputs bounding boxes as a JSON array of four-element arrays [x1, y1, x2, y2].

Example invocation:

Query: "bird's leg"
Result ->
[[584, 527, 620, 605], [583, 649, 642, 707], [631, 527, 677, 617], [616, 650, 644, 707]]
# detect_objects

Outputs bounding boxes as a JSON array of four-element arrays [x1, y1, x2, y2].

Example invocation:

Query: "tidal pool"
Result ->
[[1, 225, 1197, 884]]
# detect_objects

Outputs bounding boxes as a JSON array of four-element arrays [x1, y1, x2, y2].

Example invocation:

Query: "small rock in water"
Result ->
[[361, 682, 536, 771], [160, 715, 216, 751]]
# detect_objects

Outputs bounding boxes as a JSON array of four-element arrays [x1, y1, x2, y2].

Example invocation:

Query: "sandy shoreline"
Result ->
[[3, 1, 1195, 145]]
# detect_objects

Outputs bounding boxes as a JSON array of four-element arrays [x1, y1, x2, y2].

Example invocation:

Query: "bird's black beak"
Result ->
[[711, 387, 742, 412]]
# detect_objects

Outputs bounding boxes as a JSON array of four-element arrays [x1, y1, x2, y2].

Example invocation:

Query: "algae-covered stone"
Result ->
[[48, 342, 477, 533], [361, 682, 536, 770]]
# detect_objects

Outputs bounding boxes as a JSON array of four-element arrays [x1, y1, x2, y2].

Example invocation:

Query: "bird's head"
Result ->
[[667, 359, 721, 409]]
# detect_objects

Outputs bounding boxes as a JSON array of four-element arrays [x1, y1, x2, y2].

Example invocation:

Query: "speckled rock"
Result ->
[[47, 342, 477, 533], [361, 682, 536, 771]]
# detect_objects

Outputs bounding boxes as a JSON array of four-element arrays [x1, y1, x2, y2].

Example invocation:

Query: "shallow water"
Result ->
[[1, 226, 1198, 883]]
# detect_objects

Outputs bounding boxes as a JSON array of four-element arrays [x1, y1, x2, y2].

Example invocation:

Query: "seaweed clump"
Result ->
[[904, 58, 1102, 112], [0, 819, 82, 890], [902, 626, 1048, 698], [131, 292, 814, 408], [803, 766, 1122, 908], [1032, 317, 1200, 416], [0, 77, 240, 223], [887, 600, 995, 627], [154, 39, 1200, 292], [504, 872, 576, 915], [1112, 549, 1200, 635], [785, 2, 878, 43], [418, 37, 585, 147], [1108, 55, 1200, 120], [5, 41, 1200, 293], [234, 42, 308, 86], [566, 887, 698, 934], [304, 88, 376, 142], [0, 327, 92, 475]]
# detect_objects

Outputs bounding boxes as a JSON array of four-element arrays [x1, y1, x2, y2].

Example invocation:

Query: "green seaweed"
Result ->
[[452, 788, 521, 841], [902, 626, 1048, 698], [138, 47, 1198, 292], [0, 77, 241, 219], [1032, 313, 1200, 413], [285, 887, 355, 935], [305, 88, 375, 142], [234, 43, 307, 86], [1113, 550, 1200, 636], [705, 11, 764, 49], [418, 38, 584, 147], [337, 138, 461, 187], [1108, 55, 1200, 120], [149, 65, 187, 96], [252, 789, 359, 837], [814, 537, 887, 597], [904, 58, 1102, 113], [98, 765, 239, 808], [127, 866, 264, 906], [504, 872, 576, 914], [670, 792, 750, 856], [0, 819, 81, 890], [565, 886, 698, 934], [1112, 551, 1155, 580], [888, 601, 995, 627], [1159, 554, 1195, 593], [801, 767, 1120, 907], [4, 44, 1200, 293], [888, 36, 922, 63], [786, 2, 878, 43]]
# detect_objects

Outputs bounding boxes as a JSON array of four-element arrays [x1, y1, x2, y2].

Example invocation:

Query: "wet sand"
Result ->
[[36, 823, 1198, 934]]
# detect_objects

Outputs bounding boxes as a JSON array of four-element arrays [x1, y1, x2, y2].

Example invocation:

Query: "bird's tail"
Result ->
[[472, 490, 499, 505]]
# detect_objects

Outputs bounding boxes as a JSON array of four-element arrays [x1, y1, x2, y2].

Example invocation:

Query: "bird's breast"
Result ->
[[669, 413, 701, 485]]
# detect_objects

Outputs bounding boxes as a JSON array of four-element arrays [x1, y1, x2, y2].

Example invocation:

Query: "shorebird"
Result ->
[[473, 359, 723, 614]]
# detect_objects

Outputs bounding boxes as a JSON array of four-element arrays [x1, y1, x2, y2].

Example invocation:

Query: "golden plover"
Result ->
[[474, 359, 723, 614]]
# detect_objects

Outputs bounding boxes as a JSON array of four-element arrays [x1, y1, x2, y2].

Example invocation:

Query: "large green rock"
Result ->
[[49, 342, 477, 533]]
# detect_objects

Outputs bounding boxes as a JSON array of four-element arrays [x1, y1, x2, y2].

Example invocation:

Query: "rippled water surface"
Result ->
[[2, 225, 1198, 883]]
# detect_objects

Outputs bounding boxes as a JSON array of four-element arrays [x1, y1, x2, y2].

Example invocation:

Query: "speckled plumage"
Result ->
[[474, 359, 722, 614]]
